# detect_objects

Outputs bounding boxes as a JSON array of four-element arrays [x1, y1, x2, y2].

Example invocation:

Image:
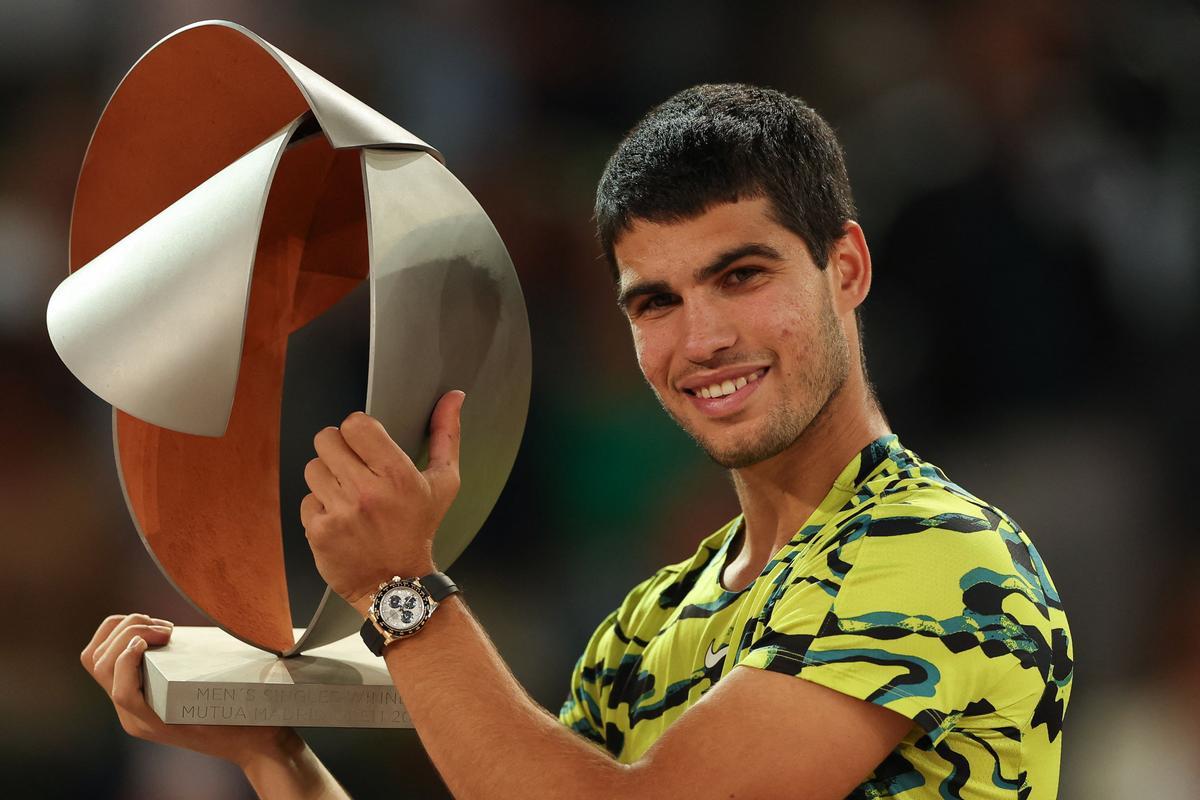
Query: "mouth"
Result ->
[[681, 367, 768, 418], [682, 367, 768, 399]]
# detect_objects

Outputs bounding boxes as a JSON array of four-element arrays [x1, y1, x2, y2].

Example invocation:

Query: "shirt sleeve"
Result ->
[[556, 565, 678, 750], [558, 609, 615, 746], [737, 503, 1038, 742]]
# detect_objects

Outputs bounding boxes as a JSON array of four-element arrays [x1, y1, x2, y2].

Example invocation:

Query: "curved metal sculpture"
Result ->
[[46, 21, 531, 656]]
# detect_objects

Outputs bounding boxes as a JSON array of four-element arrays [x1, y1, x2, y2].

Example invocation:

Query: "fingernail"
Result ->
[[127, 636, 144, 651], [150, 618, 173, 627], [149, 625, 172, 634]]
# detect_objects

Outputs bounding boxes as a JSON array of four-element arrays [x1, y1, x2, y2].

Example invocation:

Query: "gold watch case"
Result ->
[[368, 576, 437, 644]]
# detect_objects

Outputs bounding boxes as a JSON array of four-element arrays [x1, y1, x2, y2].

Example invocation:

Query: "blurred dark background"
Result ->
[[2, 0, 1197, 797]]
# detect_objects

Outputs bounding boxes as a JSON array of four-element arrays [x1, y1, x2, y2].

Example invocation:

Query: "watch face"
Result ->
[[377, 584, 429, 634]]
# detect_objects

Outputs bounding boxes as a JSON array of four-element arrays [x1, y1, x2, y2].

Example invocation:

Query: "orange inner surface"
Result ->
[[73, 26, 368, 653]]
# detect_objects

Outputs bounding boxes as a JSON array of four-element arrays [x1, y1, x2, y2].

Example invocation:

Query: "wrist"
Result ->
[[350, 593, 374, 618], [236, 726, 304, 774], [238, 727, 341, 798], [350, 562, 438, 618]]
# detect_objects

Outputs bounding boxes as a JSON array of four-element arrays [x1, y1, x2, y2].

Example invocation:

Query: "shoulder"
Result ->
[[834, 449, 1072, 713], [846, 451, 1036, 577], [822, 444, 1071, 658]]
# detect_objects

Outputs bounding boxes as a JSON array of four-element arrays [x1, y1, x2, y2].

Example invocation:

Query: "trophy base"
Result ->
[[142, 626, 411, 728]]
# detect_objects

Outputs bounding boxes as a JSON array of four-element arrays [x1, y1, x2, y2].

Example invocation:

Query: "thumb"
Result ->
[[425, 390, 465, 505]]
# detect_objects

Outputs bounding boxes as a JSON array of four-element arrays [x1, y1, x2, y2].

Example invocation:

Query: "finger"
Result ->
[[85, 613, 174, 674], [300, 492, 324, 529], [338, 412, 415, 476], [95, 622, 173, 672], [93, 624, 173, 692], [313, 426, 373, 487], [91, 613, 155, 668], [426, 391, 465, 472], [303, 457, 345, 507], [112, 636, 160, 740], [111, 635, 150, 712], [82, 614, 128, 671], [424, 391, 465, 506]]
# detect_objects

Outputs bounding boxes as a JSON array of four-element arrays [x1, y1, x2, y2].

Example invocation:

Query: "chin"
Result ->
[[703, 442, 779, 470], [659, 390, 808, 469], [695, 425, 795, 470], [691, 400, 819, 469]]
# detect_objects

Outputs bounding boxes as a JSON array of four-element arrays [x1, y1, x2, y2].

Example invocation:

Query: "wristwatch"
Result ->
[[360, 572, 459, 656]]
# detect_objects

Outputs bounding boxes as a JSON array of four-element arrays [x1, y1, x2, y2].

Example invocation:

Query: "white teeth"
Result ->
[[692, 368, 765, 399]]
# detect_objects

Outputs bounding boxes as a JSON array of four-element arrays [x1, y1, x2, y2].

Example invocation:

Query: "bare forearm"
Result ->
[[382, 597, 628, 800], [240, 729, 351, 800], [304, 401, 630, 797]]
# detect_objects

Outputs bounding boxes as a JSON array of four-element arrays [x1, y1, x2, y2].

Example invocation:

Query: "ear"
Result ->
[[827, 221, 872, 315]]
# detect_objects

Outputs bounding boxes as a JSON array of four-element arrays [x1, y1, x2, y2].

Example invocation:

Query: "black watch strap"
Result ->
[[360, 618, 386, 656], [419, 571, 459, 602], [359, 572, 459, 657]]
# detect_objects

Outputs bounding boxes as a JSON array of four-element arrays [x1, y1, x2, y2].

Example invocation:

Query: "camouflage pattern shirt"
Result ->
[[559, 435, 1073, 798]]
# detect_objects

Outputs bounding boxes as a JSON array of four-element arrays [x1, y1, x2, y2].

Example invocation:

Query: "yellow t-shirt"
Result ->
[[559, 436, 1073, 798]]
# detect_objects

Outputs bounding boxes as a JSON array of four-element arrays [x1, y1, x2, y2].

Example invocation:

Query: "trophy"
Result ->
[[46, 20, 531, 728]]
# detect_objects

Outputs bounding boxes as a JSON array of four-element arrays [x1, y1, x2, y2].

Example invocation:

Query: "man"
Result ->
[[83, 84, 1073, 798]]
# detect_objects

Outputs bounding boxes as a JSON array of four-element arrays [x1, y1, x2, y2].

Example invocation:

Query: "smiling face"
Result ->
[[615, 197, 852, 469]]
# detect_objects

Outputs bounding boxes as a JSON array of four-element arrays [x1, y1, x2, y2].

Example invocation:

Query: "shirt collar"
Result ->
[[833, 434, 903, 491]]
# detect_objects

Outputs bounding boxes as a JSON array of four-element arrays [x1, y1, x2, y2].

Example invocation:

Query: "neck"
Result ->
[[725, 371, 890, 585]]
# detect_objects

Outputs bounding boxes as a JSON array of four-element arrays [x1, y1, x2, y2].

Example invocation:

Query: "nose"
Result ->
[[680, 295, 737, 363]]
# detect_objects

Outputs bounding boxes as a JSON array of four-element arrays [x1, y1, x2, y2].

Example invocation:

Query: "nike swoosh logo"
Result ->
[[704, 641, 729, 670]]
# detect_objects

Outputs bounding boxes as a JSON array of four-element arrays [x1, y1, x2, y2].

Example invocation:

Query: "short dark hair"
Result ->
[[595, 84, 857, 281]]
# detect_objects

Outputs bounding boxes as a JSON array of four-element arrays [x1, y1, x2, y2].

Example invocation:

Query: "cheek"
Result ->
[[632, 327, 668, 382], [770, 313, 817, 367]]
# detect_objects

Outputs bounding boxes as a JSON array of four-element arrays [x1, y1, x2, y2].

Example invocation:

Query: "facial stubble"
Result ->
[[658, 293, 850, 470]]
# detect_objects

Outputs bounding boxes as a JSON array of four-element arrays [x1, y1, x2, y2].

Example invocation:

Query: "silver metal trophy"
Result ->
[[46, 20, 531, 728]]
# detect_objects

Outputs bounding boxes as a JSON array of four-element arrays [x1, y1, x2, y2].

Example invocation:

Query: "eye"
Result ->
[[636, 293, 678, 316], [724, 266, 762, 286]]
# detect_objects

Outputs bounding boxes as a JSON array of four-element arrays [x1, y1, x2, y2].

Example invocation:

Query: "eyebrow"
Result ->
[[616, 242, 786, 311]]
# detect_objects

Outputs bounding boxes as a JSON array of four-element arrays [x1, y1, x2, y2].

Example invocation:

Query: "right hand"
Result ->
[[81, 613, 297, 767]]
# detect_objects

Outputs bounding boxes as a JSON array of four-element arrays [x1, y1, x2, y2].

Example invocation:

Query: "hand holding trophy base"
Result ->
[[55, 21, 530, 729]]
